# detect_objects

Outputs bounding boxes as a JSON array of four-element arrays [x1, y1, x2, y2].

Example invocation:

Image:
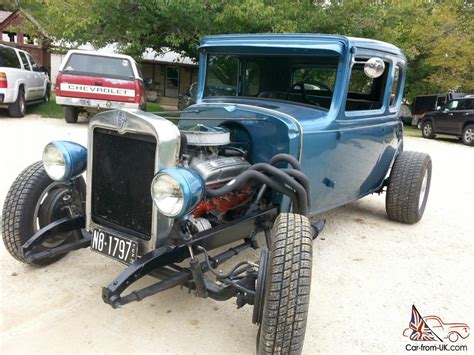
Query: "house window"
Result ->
[[165, 66, 179, 98], [346, 58, 388, 112]]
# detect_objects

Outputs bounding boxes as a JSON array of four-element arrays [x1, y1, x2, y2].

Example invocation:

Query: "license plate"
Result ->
[[91, 229, 138, 264]]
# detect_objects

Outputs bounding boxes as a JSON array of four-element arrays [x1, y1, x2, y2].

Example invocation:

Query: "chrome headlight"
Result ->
[[42, 141, 87, 181], [151, 168, 205, 218]]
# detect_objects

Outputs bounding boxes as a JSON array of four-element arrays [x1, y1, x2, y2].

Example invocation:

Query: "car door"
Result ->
[[16, 51, 37, 100], [453, 99, 474, 134], [26, 53, 45, 98], [434, 100, 461, 133], [314, 54, 402, 211]]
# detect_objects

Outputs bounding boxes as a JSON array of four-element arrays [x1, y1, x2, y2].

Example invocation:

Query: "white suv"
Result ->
[[0, 44, 50, 117]]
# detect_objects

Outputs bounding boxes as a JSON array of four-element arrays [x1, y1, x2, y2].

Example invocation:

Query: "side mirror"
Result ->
[[443, 107, 449, 113], [144, 78, 152, 86], [436, 106, 441, 111], [364, 58, 385, 78]]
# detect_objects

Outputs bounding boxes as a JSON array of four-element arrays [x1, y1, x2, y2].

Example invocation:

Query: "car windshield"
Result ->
[[63, 53, 134, 79], [204, 54, 339, 110]]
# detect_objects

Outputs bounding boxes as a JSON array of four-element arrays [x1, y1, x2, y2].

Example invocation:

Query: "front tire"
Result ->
[[461, 124, 474, 146], [386, 151, 432, 224], [421, 121, 435, 139], [8, 87, 26, 118], [64, 106, 79, 123], [1, 161, 85, 265], [257, 213, 312, 355]]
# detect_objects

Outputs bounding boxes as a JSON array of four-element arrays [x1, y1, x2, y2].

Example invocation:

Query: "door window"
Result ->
[[165, 66, 179, 98], [18, 51, 31, 70], [346, 58, 388, 112], [457, 99, 474, 110], [446, 100, 459, 110], [205, 55, 238, 97]]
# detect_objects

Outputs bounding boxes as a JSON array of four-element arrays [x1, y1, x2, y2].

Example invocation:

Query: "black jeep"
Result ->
[[419, 96, 474, 146]]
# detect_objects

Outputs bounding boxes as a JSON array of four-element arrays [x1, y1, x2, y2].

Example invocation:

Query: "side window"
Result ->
[[0, 47, 21, 68], [446, 100, 459, 110], [346, 58, 389, 112], [389, 64, 402, 106], [18, 52, 31, 70], [457, 99, 474, 110], [26, 53, 38, 70], [243, 61, 260, 96]]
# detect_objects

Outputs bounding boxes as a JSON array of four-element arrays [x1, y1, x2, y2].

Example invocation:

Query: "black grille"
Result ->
[[91, 128, 156, 240]]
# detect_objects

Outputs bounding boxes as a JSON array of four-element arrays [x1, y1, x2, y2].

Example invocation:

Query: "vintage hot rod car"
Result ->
[[2, 35, 432, 354]]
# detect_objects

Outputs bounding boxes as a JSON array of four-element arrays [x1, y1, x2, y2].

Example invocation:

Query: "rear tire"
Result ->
[[461, 124, 474, 146], [1, 161, 85, 265], [64, 106, 79, 123], [43, 85, 50, 103], [8, 87, 26, 118], [257, 213, 312, 355], [421, 121, 435, 139], [386, 151, 432, 224]]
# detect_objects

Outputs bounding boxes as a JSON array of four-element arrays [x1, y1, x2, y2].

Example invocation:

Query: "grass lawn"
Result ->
[[403, 125, 422, 138], [28, 97, 163, 118]]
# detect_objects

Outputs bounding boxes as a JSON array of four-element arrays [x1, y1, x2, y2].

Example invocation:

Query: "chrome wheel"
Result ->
[[423, 123, 432, 137], [464, 128, 473, 143], [418, 169, 428, 210]]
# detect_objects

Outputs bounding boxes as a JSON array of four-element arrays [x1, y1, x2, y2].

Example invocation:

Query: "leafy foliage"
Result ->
[[4, 0, 473, 99]]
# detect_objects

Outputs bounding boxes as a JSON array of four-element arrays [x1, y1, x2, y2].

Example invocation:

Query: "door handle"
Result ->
[[448, 113, 454, 116], [464, 113, 470, 116]]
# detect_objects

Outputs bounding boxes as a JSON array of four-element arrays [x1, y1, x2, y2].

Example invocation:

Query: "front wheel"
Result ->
[[421, 121, 435, 139], [461, 124, 474, 146], [386, 151, 432, 224], [257, 213, 313, 355], [1, 161, 85, 265]]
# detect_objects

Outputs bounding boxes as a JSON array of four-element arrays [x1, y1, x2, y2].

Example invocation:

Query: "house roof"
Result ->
[[0, 10, 12, 23]]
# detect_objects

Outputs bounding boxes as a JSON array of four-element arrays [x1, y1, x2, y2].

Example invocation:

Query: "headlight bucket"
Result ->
[[42, 141, 87, 181], [151, 167, 205, 218]]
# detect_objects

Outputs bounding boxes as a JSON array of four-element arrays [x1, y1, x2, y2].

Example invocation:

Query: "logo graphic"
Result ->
[[402, 305, 470, 343], [116, 111, 127, 131]]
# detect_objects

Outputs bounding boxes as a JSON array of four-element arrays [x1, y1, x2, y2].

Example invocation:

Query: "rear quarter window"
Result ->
[[63, 53, 134, 79], [0, 47, 21, 69]]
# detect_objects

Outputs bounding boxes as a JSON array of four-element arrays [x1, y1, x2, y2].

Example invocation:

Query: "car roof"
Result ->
[[0, 43, 26, 54], [200, 33, 405, 58]]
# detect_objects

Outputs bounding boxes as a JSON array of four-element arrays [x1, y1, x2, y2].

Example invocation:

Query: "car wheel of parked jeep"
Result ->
[[8, 87, 26, 118], [257, 213, 312, 355], [421, 121, 435, 139], [64, 106, 79, 123], [385, 151, 432, 224], [1, 161, 85, 266], [461, 124, 474, 146]]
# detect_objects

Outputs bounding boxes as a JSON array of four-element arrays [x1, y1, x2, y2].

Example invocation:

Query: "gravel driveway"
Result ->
[[0, 117, 472, 353]]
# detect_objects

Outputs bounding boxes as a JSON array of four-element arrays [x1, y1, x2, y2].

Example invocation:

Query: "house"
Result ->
[[0, 9, 51, 71], [51, 44, 198, 108]]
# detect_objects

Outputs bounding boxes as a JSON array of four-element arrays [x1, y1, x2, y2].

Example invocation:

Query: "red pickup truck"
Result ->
[[56, 50, 146, 123]]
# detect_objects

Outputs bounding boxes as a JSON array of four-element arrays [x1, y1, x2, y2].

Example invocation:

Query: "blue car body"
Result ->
[[181, 34, 406, 215]]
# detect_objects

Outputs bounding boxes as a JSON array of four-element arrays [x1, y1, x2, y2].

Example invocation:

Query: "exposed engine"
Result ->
[[179, 124, 254, 228]]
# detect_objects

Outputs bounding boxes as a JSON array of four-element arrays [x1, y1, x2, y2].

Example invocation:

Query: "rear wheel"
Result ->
[[257, 213, 312, 355], [386, 151, 432, 224], [43, 85, 50, 103], [64, 106, 79, 123], [8, 87, 26, 118], [421, 121, 435, 139], [1, 161, 85, 265], [461, 124, 474, 146]]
